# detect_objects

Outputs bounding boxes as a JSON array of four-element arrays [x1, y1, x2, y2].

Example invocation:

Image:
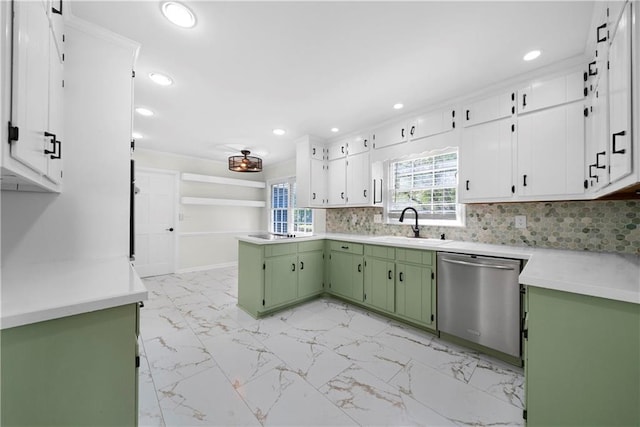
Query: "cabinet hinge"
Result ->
[[523, 329, 528, 340], [431, 314, 434, 322], [511, 124, 515, 132], [63, 34, 65, 43], [262, 299, 265, 306], [511, 185, 515, 194], [431, 271, 434, 280], [132, 70, 136, 78], [364, 260, 367, 267], [523, 410, 527, 420], [8, 122, 19, 142], [131, 139, 136, 151], [62, 79, 65, 88], [364, 293, 367, 300], [262, 263, 266, 270], [135, 355, 140, 368], [60, 170, 63, 178], [452, 121, 455, 129], [62, 53, 65, 62], [607, 61, 610, 70]]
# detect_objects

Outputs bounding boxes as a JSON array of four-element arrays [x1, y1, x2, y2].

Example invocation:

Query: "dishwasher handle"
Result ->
[[441, 258, 516, 270]]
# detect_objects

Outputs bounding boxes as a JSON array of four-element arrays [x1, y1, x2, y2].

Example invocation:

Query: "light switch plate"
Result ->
[[515, 215, 526, 229]]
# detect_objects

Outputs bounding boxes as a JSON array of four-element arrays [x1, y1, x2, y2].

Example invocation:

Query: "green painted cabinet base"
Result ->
[[525, 287, 640, 426], [1, 304, 139, 426]]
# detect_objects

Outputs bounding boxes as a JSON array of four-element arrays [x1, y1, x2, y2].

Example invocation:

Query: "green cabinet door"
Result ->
[[525, 287, 640, 425], [329, 251, 364, 302], [264, 254, 298, 308], [298, 250, 324, 298], [364, 257, 395, 312], [1, 304, 138, 426], [396, 262, 435, 327]]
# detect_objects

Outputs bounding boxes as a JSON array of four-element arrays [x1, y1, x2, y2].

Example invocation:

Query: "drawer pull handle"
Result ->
[[291, 263, 296, 272], [612, 131, 626, 154], [388, 270, 393, 280], [300, 261, 304, 270], [357, 263, 362, 273], [341, 246, 349, 250]]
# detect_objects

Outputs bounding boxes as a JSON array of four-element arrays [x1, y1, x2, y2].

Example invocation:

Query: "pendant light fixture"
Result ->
[[228, 150, 263, 173]]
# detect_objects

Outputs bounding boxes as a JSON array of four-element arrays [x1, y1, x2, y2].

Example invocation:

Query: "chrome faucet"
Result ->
[[399, 207, 420, 238]]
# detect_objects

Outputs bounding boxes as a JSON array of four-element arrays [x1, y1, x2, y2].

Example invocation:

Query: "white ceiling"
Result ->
[[69, 1, 595, 166]]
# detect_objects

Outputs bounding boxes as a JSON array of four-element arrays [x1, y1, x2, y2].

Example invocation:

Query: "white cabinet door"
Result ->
[[327, 140, 347, 160], [607, 2, 632, 183], [372, 122, 408, 149], [584, 74, 609, 192], [309, 159, 327, 205], [459, 117, 514, 202], [517, 102, 585, 197], [346, 152, 370, 205], [412, 107, 456, 140], [463, 92, 514, 127], [517, 71, 584, 114], [9, 1, 51, 175], [347, 133, 370, 156], [310, 143, 324, 161], [327, 158, 346, 205]]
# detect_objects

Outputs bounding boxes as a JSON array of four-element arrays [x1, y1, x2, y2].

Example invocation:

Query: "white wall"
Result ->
[[1, 22, 137, 267], [134, 149, 265, 271]]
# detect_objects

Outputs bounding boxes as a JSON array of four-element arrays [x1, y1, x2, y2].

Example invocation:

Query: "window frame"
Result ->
[[384, 148, 465, 228], [267, 176, 314, 235]]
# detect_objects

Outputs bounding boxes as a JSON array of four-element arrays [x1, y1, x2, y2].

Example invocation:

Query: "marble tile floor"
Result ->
[[138, 267, 525, 427]]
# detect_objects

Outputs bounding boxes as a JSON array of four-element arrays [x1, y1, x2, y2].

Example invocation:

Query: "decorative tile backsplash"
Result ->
[[325, 200, 639, 255]]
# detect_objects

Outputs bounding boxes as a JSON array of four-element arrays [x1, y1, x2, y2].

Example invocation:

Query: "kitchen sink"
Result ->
[[370, 236, 452, 246]]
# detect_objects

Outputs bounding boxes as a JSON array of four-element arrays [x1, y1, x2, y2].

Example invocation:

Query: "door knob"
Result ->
[[166, 227, 174, 232]]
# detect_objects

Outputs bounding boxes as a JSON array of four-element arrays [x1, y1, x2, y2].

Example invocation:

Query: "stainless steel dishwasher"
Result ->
[[437, 252, 521, 358]]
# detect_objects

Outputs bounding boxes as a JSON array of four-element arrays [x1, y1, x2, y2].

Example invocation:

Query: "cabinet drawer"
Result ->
[[264, 243, 298, 257], [396, 248, 434, 266], [364, 245, 395, 259], [298, 240, 324, 253], [329, 240, 363, 254]]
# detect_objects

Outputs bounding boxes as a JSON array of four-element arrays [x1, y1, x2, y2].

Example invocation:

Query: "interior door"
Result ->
[[134, 169, 178, 277]]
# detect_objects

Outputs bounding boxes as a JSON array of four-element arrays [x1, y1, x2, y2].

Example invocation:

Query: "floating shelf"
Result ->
[[182, 173, 266, 189], [181, 197, 266, 208]]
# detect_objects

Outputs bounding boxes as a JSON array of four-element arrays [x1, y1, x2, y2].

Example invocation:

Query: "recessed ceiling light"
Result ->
[[523, 50, 541, 61], [132, 132, 143, 139], [161, 2, 196, 28], [272, 128, 286, 136], [135, 107, 154, 117], [393, 103, 404, 110], [331, 128, 339, 133], [149, 72, 173, 86]]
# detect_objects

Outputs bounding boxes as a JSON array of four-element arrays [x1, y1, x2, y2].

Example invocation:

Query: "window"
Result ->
[[269, 178, 313, 234], [385, 149, 464, 226]]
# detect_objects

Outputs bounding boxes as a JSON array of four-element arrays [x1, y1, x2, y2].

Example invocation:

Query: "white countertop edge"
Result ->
[[1, 289, 148, 330], [520, 274, 640, 304]]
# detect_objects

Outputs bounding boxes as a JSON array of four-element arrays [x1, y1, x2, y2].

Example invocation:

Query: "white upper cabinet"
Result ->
[[607, 2, 632, 184], [459, 117, 515, 202], [347, 133, 371, 156], [411, 107, 456, 140], [4, 0, 64, 191], [372, 122, 408, 149], [346, 151, 370, 205], [295, 136, 327, 208], [327, 157, 347, 205], [584, 73, 609, 192], [327, 139, 347, 160], [517, 71, 584, 115], [463, 92, 514, 127], [517, 101, 585, 198]]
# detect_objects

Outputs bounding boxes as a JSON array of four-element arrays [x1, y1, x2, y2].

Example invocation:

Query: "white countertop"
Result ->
[[1, 256, 148, 329], [238, 233, 640, 305]]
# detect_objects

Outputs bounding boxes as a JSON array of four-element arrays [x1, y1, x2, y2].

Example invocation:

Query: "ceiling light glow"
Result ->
[[393, 103, 404, 110], [135, 107, 154, 117], [331, 128, 339, 133], [149, 72, 174, 86], [161, 2, 196, 28], [272, 129, 286, 136], [523, 50, 541, 61]]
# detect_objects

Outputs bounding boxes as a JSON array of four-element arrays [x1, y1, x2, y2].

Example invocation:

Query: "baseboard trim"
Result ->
[[176, 262, 238, 274]]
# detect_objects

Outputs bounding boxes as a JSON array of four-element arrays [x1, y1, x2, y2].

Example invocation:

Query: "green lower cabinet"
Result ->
[[298, 249, 324, 298], [1, 304, 139, 426], [363, 257, 395, 312], [264, 254, 298, 308], [395, 262, 435, 327], [329, 250, 364, 302], [525, 286, 640, 425]]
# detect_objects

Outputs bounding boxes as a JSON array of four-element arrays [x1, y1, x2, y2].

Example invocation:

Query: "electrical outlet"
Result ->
[[515, 215, 527, 229], [373, 214, 382, 224]]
